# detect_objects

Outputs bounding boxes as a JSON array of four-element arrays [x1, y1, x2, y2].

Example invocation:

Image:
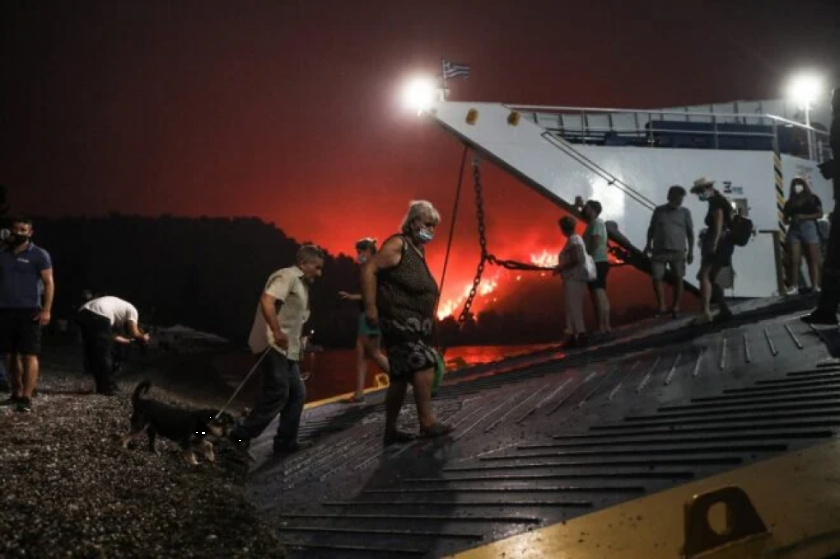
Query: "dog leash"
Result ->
[[214, 347, 271, 420]]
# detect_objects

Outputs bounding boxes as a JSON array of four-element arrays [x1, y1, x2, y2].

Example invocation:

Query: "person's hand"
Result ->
[[140, 333, 151, 344], [114, 335, 132, 345], [35, 309, 51, 326], [687, 251, 694, 265], [791, 214, 802, 223], [272, 330, 289, 349], [338, 291, 352, 300]]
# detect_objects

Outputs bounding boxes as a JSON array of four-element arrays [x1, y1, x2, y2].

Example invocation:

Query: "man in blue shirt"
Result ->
[[0, 217, 54, 413]]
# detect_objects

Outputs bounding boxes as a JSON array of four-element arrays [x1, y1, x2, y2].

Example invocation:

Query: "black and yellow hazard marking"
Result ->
[[452, 440, 840, 558]]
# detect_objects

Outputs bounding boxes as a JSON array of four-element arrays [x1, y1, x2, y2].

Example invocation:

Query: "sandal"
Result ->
[[383, 430, 416, 446], [419, 423, 454, 439]]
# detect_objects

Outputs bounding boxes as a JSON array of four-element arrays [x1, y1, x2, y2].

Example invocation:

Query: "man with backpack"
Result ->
[[689, 177, 751, 324]]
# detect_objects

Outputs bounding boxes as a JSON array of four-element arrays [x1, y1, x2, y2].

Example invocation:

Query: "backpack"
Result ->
[[729, 214, 754, 247]]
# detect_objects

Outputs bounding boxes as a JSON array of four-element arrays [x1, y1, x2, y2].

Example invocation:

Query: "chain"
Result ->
[[457, 158, 488, 328]]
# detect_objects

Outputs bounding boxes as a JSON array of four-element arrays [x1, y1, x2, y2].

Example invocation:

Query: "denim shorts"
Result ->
[[786, 220, 820, 246]]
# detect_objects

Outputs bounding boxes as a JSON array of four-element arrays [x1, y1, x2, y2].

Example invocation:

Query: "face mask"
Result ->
[[793, 186, 803, 195], [698, 192, 710, 202], [357, 255, 368, 264], [417, 228, 434, 244], [9, 234, 29, 246]]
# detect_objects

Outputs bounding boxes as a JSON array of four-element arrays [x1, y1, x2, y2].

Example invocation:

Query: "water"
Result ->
[[212, 344, 550, 403]]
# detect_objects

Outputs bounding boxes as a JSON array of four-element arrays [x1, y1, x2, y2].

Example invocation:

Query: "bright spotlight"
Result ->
[[787, 72, 823, 109], [402, 77, 437, 114]]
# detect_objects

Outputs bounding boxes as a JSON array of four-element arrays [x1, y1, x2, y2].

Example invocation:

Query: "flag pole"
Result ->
[[440, 57, 448, 101]]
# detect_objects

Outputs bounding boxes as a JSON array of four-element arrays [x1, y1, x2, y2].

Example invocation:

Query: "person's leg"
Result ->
[[650, 258, 667, 313], [410, 368, 436, 431], [353, 336, 366, 400], [274, 360, 306, 450], [709, 263, 731, 317], [20, 355, 38, 400], [788, 241, 802, 292], [569, 280, 586, 335], [234, 350, 289, 442], [384, 379, 409, 437], [598, 264, 611, 332], [670, 257, 686, 314], [804, 242, 822, 289], [364, 336, 390, 374], [699, 262, 714, 322]]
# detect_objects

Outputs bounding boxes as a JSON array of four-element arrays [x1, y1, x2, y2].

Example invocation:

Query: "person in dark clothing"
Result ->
[[690, 177, 734, 324], [783, 177, 824, 293], [360, 200, 453, 445], [803, 87, 840, 325]]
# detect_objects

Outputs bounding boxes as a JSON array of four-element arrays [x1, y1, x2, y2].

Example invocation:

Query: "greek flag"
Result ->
[[443, 60, 471, 80]]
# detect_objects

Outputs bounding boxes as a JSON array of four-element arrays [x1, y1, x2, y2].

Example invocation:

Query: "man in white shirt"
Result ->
[[231, 244, 325, 456], [77, 295, 150, 395]]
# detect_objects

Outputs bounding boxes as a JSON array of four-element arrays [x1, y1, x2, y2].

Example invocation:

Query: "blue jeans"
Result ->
[[234, 349, 306, 450]]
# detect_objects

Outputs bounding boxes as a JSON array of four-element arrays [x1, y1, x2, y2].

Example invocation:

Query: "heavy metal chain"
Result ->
[[454, 158, 633, 329], [456, 158, 488, 328]]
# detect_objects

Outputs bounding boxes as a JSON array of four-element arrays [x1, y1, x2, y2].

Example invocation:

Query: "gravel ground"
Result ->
[[0, 359, 286, 559]]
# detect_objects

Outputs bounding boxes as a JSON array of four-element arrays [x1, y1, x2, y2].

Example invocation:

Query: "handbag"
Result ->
[[432, 350, 446, 397], [583, 252, 597, 282]]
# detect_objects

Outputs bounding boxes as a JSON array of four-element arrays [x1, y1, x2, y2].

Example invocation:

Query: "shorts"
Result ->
[[380, 315, 436, 381], [0, 308, 42, 355], [650, 250, 687, 280], [786, 220, 820, 246], [587, 261, 610, 291], [701, 234, 735, 268], [357, 312, 380, 337]]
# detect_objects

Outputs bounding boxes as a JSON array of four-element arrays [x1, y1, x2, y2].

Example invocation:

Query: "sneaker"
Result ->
[[14, 398, 32, 413]]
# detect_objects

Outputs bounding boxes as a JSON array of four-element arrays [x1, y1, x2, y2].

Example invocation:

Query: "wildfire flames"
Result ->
[[436, 273, 500, 320]]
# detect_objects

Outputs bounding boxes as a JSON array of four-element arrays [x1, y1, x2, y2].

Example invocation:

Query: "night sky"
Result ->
[[3, 0, 839, 312]]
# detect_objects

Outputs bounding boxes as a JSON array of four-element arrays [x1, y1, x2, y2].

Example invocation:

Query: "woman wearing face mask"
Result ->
[[360, 200, 453, 445], [690, 177, 734, 324], [338, 238, 389, 404], [783, 177, 823, 294]]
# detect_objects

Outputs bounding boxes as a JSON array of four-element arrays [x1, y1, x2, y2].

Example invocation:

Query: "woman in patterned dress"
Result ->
[[360, 200, 454, 445]]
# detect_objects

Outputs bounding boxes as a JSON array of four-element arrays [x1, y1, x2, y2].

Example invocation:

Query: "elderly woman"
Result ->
[[784, 177, 824, 293], [339, 238, 390, 404], [360, 200, 453, 444], [557, 216, 590, 347]]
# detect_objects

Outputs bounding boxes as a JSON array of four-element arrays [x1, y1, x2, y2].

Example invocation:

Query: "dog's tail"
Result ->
[[132, 380, 151, 407]]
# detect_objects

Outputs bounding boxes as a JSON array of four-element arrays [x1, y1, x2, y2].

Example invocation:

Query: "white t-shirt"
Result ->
[[81, 296, 139, 328]]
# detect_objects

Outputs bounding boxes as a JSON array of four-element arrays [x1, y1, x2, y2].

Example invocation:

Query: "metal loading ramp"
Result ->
[[244, 297, 840, 558]]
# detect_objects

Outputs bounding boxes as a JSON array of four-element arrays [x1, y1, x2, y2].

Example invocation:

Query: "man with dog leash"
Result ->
[[230, 244, 325, 457]]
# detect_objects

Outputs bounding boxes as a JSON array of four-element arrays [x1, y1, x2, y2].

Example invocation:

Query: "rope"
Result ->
[[214, 347, 271, 420], [434, 144, 469, 320]]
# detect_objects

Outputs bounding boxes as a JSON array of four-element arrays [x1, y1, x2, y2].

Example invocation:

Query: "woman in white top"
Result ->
[[556, 216, 590, 347]]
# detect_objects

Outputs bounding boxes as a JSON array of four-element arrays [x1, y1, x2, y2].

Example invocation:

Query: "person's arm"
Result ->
[[361, 236, 403, 326], [260, 291, 288, 349], [710, 208, 724, 250], [560, 240, 582, 271], [685, 209, 695, 264], [126, 320, 150, 344], [338, 291, 363, 301], [644, 210, 658, 254], [36, 268, 54, 326]]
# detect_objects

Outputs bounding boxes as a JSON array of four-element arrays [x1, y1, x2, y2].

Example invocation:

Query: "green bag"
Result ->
[[432, 350, 446, 397]]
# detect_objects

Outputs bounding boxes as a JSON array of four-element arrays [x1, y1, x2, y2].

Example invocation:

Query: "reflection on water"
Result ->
[[212, 344, 550, 404]]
